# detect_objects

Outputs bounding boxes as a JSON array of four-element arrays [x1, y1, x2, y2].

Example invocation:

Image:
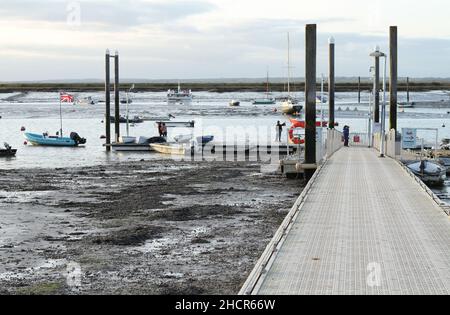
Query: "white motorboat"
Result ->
[[111, 136, 166, 152], [167, 83, 193, 102]]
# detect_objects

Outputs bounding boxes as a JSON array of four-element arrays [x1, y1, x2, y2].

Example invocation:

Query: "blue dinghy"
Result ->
[[24, 132, 86, 147]]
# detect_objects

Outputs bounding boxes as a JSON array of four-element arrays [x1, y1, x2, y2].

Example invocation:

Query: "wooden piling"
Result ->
[[389, 26, 398, 131], [328, 37, 335, 129], [358, 76, 361, 104], [105, 50, 111, 152], [407, 77, 410, 103], [114, 52, 120, 143], [374, 55, 380, 123], [305, 24, 317, 180]]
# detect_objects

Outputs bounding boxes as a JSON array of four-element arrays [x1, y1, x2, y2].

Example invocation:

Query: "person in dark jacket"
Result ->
[[343, 125, 350, 147], [276, 121, 287, 142]]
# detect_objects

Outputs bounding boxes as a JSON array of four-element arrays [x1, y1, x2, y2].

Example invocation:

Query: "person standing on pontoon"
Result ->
[[276, 121, 286, 142]]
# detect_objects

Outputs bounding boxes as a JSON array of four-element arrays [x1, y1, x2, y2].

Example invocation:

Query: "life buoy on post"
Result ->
[[288, 127, 305, 145]]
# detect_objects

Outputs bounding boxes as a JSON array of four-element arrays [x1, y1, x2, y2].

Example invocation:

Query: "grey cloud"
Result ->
[[0, 0, 216, 27]]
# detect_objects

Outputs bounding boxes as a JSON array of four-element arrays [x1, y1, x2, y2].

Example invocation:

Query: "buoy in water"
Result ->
[[21, 126, 26, 131], [100, 135, 106, 139], [24, 141, 28, 145]]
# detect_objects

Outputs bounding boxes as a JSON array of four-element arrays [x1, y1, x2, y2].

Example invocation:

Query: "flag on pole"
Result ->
[[60, 92, 74, 103]]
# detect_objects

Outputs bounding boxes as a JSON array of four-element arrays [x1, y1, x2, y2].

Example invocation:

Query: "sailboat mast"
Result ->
[[287, 33, 291, 96], [266, 67, 270, 95], [59, 94, 63, 138]]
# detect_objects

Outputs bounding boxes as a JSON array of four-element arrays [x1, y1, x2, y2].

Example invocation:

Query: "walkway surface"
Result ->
[[244, 147, 450, 295]]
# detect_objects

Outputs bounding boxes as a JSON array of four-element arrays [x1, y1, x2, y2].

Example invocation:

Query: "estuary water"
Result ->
[[1, 90, 450, 170]]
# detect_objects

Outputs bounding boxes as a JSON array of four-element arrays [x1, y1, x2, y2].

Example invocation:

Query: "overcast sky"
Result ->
[[0, 0, 449, 81]]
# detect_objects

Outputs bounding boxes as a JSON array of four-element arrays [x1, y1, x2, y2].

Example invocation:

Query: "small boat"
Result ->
[[253, 98, 276, 105], [24, 132, 86, 147], [75, 96, 96, 106], [174, 134, 193, 143], [157, 121, 195, 128], [281, 99, 303, 115], [253, 69, 276, 105], [399, 102, 414, 109], [111, 136, 166, 152], [167, 83, 193, 102], [407, 160, 446, 186], [109, 116, 144, 124], [121, 98, 133, 104], [0, 143, 17, 157], [151, 143, 186, 156], [280, 34, 302, 115], [229, 100, 241, 107]]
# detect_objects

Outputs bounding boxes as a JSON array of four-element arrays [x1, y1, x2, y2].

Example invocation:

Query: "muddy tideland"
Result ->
[[0, 160, 303, 295]]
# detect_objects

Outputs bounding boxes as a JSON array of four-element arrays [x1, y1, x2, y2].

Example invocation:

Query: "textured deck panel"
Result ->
[[255, 147, 450, 295]]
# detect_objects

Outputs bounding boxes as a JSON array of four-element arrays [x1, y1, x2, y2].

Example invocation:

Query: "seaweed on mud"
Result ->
[[89, 225, 168, 246], [148, 205, 242, 222]]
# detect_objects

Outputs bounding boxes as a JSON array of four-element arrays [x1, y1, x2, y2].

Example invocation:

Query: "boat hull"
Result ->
[[281, 102, 303, 115], [407, 161, 447, 186], [253, 99, 276, 105], [151, 144, 186, 155], [0, 149, 17, 157], [24, 133, 79, 147]]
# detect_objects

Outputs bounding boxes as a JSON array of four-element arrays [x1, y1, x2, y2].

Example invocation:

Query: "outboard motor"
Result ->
[[70, 132, 87, 145]]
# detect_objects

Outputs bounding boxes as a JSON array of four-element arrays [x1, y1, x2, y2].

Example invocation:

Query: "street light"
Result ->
[[370, 46, 386, 158]]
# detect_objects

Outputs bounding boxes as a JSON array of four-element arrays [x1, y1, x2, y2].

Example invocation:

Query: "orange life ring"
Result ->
[[289, 127, 305, 145]]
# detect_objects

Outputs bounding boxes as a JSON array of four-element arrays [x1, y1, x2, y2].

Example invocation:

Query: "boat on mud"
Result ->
[[109, 116, 144, 124], [151, 143, 187, 156], [0, 143, 17, 157], [229, 100, 241, 107], [156, 121, 195, 128], [24, 132, 86, 147], [407, 160, 446, 186], [111, 136, 166, 152], [252, 70, 276, 105]]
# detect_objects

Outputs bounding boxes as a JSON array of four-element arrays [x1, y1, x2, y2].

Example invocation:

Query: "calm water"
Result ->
[[1, 90, 450, 170]]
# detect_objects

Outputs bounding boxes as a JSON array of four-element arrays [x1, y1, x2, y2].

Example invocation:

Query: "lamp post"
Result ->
[[368, 66, 375, 148], [370, 46, 386, 157]]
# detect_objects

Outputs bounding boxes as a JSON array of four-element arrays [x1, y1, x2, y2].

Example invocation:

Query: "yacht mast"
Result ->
[[287, 33, 291, 97]]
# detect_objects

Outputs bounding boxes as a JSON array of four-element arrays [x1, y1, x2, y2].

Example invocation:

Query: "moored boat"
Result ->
[[150, 143, 187, 155], [0, 143, 17, 157], [24, 132, 86, 147], [111, 136, 166, 152], [407, 160, 446, 186], [229, 100, 241, 107], [281, 99, 303, 115], [167, 83, 193, 102]]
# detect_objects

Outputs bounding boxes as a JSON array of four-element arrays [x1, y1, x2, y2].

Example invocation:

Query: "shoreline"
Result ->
[[1, 81, 450, 93]]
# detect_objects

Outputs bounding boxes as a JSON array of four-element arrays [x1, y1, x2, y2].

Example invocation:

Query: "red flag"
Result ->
[[60, 92, 74, 103]]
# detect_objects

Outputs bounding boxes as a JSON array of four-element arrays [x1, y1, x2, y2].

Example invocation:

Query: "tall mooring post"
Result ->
[[407, 77, 410, 103], [114, 52, 120, 142], [105, 50, 111, 151], [370, 46, 383, 123], [305, 24, 317, 180], [358, 76, 361, 104], [328, 37, 335, 129], [389, 26, 398, 131]]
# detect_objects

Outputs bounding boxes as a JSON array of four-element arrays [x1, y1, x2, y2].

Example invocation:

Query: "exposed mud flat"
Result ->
[[0, 160, 303, 295]]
